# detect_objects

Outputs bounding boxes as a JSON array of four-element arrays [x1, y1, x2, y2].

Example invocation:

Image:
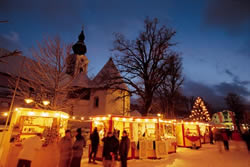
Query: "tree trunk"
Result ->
[[142, 98, 152, 116]]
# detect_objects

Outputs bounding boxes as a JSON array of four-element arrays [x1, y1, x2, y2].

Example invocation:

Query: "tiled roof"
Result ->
[[92, 58, 128, 90], [71, 72, 91, 88], [0, 48, 33, 79]]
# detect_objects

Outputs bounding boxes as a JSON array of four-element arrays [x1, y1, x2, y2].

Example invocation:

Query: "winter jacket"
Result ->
[[102, 136, 115, 160], [90, 131, 99, 151], [18, 136, 42, 161], [222, 132, 229, 141], [111, 135, 119, 160], [59, 136, 73, 160], [119, 136, 130, 157], [72, 135, 86, 158]]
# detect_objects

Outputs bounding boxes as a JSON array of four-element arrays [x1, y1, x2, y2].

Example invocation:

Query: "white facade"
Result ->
[[69, 54, 130, 118]]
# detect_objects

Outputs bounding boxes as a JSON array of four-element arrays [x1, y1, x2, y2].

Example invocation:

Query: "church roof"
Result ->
[[0, 49, 127, 90], [71, 72, 91, 88], [92, 58, 128, 90], [0, 48, 33, 79]]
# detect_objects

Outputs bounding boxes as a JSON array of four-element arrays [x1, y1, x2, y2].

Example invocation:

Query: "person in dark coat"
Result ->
[[112, 130, 119, 160], [102, 131, 115, 167], [89, 127, 100, 164], [119, 130, 130, 167], [111, 130, 119, 167], [70, 128, 86, 167], [242, 130, 250, 152], [221, 129, 229, 151], [209, 129, 214, 144]]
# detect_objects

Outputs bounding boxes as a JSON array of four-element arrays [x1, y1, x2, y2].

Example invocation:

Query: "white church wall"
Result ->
[[105, 89, 130, 116], [88, 89, 107, 116], [71, 99, 89, 117]]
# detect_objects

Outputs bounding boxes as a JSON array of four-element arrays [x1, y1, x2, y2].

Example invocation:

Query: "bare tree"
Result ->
[[9, 37, 75, 111], [155, 54, 184, 118], [112, 18, 177, 116], [225, 93, 245, 134]]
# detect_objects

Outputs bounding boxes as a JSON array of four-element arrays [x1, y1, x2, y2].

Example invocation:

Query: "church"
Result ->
[[0, 30, 130, 119], [66, 30, 130, 119]]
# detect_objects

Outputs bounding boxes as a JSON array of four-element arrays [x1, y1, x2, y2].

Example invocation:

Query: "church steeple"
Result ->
[[66, 28, 89, 76], [72, 28, 87, 55]]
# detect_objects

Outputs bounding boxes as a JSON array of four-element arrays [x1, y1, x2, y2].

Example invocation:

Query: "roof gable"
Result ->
[[92, 58, 127, 90]]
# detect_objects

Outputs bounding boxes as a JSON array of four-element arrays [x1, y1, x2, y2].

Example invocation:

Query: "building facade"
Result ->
[[0, 30, 130, 119]]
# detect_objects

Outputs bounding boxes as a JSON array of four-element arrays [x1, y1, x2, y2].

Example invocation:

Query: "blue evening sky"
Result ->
[[0, 0, 249, 106]]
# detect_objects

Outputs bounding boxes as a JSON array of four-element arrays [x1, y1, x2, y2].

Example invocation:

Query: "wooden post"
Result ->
[[182, 124, 186, 147]]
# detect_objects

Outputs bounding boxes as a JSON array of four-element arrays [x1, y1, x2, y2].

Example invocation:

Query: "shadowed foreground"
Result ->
[[82, 141, 249, 167]]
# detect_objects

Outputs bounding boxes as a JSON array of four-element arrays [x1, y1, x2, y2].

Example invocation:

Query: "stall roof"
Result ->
[[15, 107, 69, 119]]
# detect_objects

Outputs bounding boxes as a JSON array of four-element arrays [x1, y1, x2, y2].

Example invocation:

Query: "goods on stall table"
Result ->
[[90, 115, 177, 160]]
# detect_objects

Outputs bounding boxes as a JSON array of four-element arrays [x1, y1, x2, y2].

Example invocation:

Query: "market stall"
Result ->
[[212, 110, 235, 130], [158, 119, 177, 153], [133, 117, 159, 159], [4, 107, 69, 167], [176, 121, 201, 148], [89, 115, 177, 160], [199, 123, 211, 144], [211, 110, 243, 140]]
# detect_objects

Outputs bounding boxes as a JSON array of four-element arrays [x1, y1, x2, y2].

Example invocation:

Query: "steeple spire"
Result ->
[[72, 27, 87, 55]]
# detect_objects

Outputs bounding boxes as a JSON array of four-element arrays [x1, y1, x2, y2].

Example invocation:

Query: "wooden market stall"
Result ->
[[158, 119, 177, 153], [89, 115, 177, 160], [4, 107, 69, 167], [176, 121, 201, 148], [199, 123, 211, 144]]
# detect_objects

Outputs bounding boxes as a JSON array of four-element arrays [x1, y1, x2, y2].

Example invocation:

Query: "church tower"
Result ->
[[66, 29, 91, 117], [66, 29, 89, 76]]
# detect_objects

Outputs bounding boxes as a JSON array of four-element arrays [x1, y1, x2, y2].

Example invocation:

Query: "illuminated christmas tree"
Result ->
[[189, 97, 211, 122]]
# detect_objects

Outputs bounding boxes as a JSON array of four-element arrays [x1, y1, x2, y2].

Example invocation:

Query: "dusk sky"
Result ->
[[1, 0, 250, 107]]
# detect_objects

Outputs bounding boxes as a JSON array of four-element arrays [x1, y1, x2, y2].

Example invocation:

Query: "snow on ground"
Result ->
[[82, 141, 249, 167]]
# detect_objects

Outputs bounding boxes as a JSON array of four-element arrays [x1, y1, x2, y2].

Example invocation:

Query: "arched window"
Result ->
[[94, 96, 99, 108]]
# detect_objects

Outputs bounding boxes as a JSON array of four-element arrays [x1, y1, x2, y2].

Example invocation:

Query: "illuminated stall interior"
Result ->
[[159, 119, 176, 139], [90, 115, 177, 160], [134, 118, 158, 140], [110, 116, 133, 140], [91, 116, 110, 139], [157, 119, 177, 154], [176, 121, 201, 148], [199, 123, 210, 144], [2, 108, 70, 167], [12, 108, 69, 140]]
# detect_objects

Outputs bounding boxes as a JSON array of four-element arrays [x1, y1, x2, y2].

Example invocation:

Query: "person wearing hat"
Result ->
[[102, 131, 115, 167], [70, 128, 86, 167]]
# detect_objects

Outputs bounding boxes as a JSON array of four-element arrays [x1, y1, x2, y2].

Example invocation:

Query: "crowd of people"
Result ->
[[15, 126, 248, 167], [58, 128, 87, 167], [212, 128, 250, 152], [16, 128, 130, 167], [90, 128, 130, 167]]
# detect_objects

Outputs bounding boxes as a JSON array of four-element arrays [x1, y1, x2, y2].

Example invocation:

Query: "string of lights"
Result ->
[[189, 97, 211, 122]]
